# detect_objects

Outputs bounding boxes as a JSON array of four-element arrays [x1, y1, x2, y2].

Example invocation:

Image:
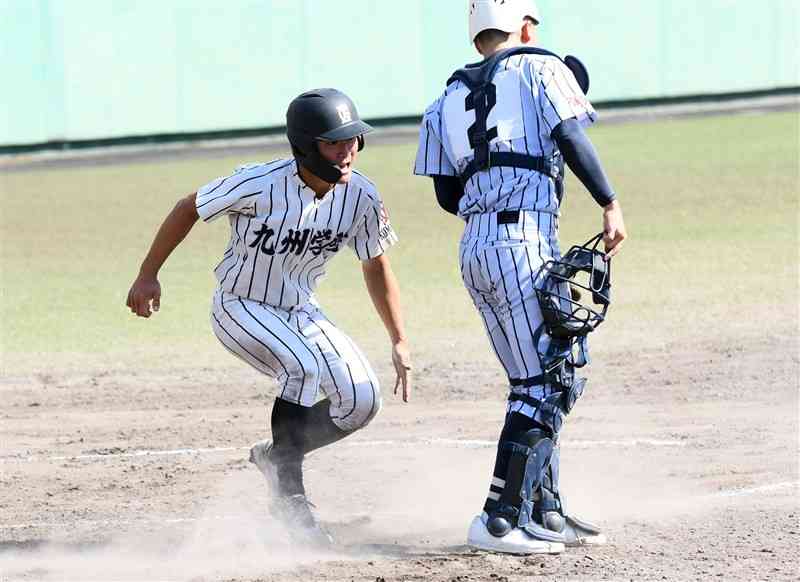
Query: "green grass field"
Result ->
[[1, 111, 797, 376]]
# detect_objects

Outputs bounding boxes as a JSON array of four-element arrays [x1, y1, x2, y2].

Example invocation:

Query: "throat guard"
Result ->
[[535, 233, 611, 339]]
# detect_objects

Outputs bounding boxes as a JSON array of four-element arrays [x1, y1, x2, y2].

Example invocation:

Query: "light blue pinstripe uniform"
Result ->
[[415, 52, 596, 412]]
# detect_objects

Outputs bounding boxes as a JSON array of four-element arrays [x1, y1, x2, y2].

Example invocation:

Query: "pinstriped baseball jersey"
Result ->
[[196, 159, 397, 310], [414, 53, 595, 220]]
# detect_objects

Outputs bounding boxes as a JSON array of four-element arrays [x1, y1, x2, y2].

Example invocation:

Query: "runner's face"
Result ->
[[317, 137, 359, 183]]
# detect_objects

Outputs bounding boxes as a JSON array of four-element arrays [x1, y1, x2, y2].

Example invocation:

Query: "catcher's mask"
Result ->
[[286, 88, 373, 184], [535, 233, 611, 339]]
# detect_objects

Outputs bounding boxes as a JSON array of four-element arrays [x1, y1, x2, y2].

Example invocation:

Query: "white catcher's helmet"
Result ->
[[469, 0, 541, 43]]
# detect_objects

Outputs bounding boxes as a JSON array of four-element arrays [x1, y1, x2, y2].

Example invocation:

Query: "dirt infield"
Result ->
[[1, 108, 798, 580], [2, 320, 797, 581]]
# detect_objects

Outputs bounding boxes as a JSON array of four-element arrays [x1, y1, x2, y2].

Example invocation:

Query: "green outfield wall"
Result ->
[[1, 0, 798, 147]]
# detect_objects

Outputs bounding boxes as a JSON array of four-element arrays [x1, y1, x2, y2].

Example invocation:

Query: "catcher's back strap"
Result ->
[[447, 47, 589, 186]]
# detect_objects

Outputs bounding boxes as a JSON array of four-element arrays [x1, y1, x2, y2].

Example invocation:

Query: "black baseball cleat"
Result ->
[[249, 439, 279, 493]]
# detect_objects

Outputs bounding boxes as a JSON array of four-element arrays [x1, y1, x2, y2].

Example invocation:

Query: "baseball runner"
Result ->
[[127, 88, 411, 545], [414, 1, 627, 554]]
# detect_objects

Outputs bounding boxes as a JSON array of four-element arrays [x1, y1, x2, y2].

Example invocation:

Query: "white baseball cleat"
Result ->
[[467, 514, 565, 555], [542, 510, 607, 546], [248, 439, 279, 492]]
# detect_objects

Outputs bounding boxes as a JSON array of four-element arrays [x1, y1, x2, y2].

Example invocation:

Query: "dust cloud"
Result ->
[[1, 472, 342, 581]]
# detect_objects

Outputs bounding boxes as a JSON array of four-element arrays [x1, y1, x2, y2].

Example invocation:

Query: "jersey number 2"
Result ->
[[465, 83, 498, 150]]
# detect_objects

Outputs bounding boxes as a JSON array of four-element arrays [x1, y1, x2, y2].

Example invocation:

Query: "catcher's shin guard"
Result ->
[[538, 445, 605, 545], [495, 398, 605, 545], [485, 428, 566, 544]]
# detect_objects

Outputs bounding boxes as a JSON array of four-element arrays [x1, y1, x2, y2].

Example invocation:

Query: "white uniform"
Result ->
[[196, 159, 397, 431], [415, 52, 596, 410]]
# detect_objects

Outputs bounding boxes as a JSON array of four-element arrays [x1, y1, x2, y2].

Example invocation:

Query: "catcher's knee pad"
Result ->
[[508, 386, 576, 436], [521, 348, 586, 434], [530, 323, 590, 415], [543, 355, 587, 414]]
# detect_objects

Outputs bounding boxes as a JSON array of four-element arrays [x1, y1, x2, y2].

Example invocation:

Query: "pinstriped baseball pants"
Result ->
[[460, 210, 563, 415], [210, 289, 381, 432]]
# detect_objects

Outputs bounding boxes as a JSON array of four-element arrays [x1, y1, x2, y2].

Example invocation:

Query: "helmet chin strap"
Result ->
[[292, 135, 366, 185], [301, 152, 342, 184], [292, 144, 343, 184]]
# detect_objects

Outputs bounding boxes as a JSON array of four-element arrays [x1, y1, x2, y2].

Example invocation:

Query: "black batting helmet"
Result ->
[[286, 88, 373, 183]]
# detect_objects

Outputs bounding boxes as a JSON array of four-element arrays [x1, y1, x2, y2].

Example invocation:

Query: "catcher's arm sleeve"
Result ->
[[432, 175, 463, 216], [551, 118, 616, 207]]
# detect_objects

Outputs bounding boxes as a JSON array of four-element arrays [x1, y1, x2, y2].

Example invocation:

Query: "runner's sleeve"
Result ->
[[195, 164, 264, 223], [349, 194, 399, 260]]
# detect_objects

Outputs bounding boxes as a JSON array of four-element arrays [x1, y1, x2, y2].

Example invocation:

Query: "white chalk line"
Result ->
[[2, 481, 797, 532], [18, 446, 246, 463], [0, 514, 250, 531], [346, 438, 689, 450], [712, 480, 799, 498], [0, 437, 687, 464]]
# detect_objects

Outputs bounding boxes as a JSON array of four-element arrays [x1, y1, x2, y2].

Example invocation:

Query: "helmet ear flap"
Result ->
[[289, 135, 342, 183], [290, 143, 306, 159]]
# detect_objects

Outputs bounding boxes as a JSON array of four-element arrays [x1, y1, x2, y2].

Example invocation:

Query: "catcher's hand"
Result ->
[[602, 200, 627, 258]]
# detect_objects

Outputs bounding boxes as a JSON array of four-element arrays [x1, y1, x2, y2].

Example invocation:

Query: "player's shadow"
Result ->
[[321, 515, 474, 558]]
